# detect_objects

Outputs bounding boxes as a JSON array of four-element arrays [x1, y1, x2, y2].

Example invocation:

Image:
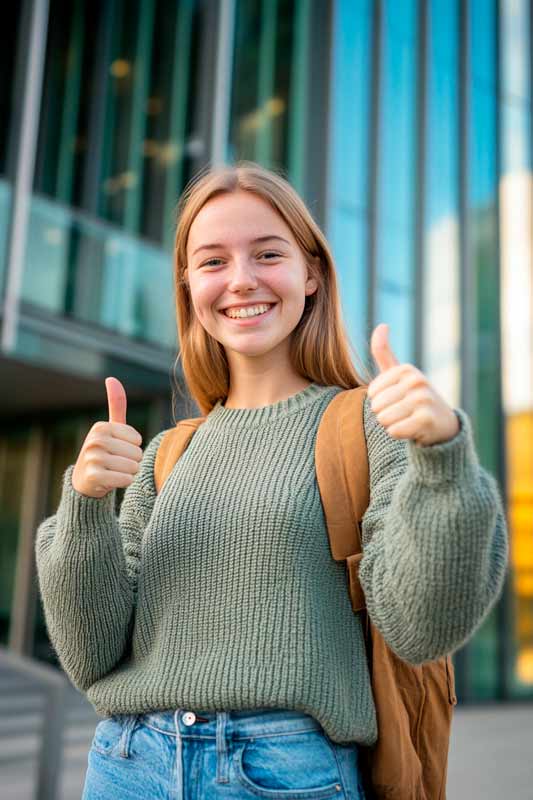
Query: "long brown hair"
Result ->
[[172, 160, 373, 420]]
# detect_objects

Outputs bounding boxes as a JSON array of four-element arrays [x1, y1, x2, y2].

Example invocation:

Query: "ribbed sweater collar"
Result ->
[[205, 381, 335, 428]]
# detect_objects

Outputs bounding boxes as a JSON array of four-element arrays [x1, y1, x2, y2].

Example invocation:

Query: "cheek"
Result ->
[[190, 279, 220, 316]]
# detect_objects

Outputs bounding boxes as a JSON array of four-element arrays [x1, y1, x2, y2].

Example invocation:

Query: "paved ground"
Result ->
[[1, 662, 531, 799], [447, 702, 533, 799]]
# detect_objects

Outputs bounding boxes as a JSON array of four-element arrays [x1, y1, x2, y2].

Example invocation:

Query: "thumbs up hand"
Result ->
[[367, 323, 460, 447], [71, 377, 144, 498]]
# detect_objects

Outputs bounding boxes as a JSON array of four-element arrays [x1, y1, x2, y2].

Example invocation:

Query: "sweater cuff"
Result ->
[[57, 463, 117, 531], [406, 407, 479, 485]]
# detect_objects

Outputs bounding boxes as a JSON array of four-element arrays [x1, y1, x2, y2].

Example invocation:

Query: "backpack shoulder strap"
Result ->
[[315, 385, 369, 613], [154, 417, 207, 494]]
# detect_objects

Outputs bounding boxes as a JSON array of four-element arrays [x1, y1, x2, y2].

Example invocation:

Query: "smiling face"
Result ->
[[184, 190, 318, 365]]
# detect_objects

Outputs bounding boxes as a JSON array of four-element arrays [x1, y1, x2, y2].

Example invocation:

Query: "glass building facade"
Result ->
[[1, 0, 531, 704]]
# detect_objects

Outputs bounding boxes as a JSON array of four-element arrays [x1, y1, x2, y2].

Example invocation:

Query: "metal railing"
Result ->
[[0, 645, 68, 800]]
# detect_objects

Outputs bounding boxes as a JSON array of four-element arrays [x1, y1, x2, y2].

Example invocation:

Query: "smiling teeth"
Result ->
[[224, 304, 272, 319]]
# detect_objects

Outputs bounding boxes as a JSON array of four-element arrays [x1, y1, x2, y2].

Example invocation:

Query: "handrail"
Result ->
[[0, 645, 69, 800]]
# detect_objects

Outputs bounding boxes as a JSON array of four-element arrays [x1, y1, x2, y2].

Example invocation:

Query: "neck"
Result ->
[[224, 372, 313, 410]]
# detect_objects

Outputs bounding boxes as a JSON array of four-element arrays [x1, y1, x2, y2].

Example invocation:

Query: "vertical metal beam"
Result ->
[[211, 0, 236, 166], [1, 0, 50, 354]]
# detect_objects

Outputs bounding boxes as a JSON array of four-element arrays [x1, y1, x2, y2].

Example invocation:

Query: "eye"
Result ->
[[259, 251, 282, 260], [201, 252, 282, 268]]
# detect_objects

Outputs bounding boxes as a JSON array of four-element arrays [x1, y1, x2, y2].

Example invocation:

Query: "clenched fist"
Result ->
[[71, 377, 143, 498]]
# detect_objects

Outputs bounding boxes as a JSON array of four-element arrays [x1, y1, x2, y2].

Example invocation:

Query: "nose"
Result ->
[[226, 257, 259, 292]]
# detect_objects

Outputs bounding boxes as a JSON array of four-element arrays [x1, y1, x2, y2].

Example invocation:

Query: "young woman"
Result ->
[[35, 161, 508, 799]]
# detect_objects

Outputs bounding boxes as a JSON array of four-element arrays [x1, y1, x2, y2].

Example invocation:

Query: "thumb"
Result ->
[[371, 323, 400, 373], [105, 377, 127, 424]]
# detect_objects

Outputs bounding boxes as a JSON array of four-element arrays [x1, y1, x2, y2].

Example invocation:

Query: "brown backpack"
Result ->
[[153, 385, 457, 800]]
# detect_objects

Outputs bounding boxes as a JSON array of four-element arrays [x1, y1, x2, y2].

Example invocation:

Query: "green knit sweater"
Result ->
[[35, 382, 509, 745]]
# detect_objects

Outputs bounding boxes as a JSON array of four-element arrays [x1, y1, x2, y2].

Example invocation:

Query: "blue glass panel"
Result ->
[[376, 289, 411, 361], [328, 210, 368, 358], [424, 0, 460, 408], [329, 0, 371, 212], [327, 0, 372, 360], [469, 0, 497, 88], [376, 0, 418, 362]]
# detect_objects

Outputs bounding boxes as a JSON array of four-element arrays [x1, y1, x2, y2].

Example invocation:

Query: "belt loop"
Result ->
[[118, 713, 140, 759], [215, 712, 230, 784]]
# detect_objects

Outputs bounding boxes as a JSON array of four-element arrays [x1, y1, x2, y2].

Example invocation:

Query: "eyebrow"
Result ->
[[192, 235, 291, 257]]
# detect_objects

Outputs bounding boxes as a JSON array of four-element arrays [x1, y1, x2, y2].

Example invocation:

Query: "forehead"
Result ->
[[187, 191, 294, 251]]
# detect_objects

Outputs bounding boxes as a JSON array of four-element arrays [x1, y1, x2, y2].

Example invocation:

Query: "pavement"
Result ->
[[446, 702, 533, 799]]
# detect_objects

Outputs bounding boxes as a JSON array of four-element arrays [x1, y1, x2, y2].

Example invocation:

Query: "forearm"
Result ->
[[35, 465, 135, 691], [359, 405, 509, 665]]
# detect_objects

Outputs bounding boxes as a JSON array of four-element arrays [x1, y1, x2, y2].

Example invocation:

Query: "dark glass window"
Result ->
[[229, 0, 296, 170], [33, 0, 200, 246]]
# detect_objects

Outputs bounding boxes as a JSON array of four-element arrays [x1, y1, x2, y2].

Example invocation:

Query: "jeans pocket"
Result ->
[[233, 729, 345, 799], [91, 714, 139, 759], [91, 716, 124, 757]]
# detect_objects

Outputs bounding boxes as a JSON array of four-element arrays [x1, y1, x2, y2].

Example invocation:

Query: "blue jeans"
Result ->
[[82, 706, 368, 799]]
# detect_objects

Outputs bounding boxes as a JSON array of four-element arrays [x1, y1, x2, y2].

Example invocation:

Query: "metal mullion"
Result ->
[[1, 0, 50, 354], [211, 0, 236, 167], [162, 0, 194, 251], [123, 0, 156, 234], [256, 0, 278, 166], [287, 0, 311, 194], [56, 0, 84, 204]]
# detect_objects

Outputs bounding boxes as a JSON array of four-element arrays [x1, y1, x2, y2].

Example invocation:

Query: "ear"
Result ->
[[305, 257, 319, 296], [305, 276, 318, 296], [183, 267, 189, 284]]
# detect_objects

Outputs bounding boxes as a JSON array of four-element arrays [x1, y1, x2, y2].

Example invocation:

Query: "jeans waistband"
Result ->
[[137, 707, 324, 739]]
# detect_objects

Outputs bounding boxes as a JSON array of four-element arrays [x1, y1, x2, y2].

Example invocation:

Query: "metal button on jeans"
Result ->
[[182, 711, 197, 725]]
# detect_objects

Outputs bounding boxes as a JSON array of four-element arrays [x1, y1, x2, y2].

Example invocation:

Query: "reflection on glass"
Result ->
[[499, 0, 533, 695], [21, 196, 176, 348]]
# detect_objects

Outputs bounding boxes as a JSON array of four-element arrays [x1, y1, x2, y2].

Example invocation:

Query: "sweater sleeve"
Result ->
[[34, 428, 168, 692], [358, 394, 509, 665]]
